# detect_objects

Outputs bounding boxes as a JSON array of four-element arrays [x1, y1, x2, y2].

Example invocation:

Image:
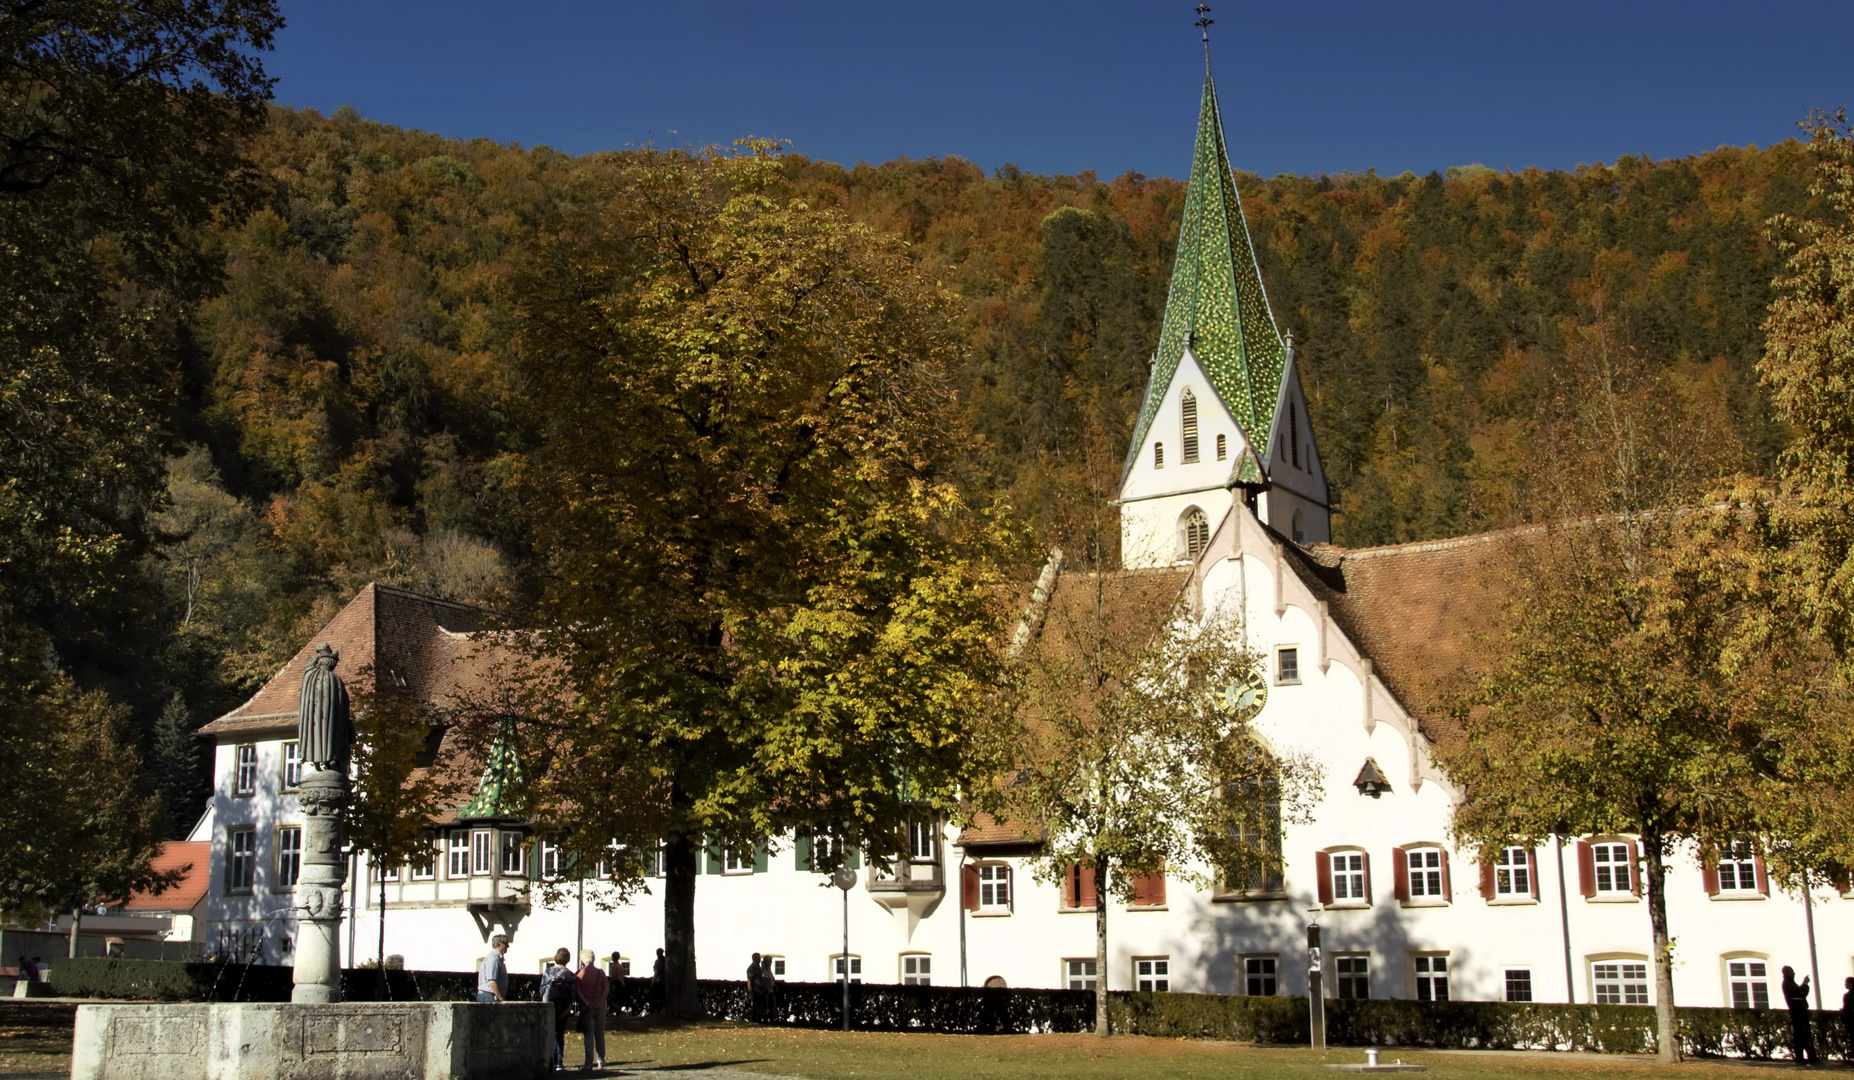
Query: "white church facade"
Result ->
[[177, 74, 1850, 1014]]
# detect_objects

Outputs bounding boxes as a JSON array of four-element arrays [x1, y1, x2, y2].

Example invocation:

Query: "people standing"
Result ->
[[1782, 965, 1817, 1066], [649, 947, 666, 1014], [1841, 977, 1852, 1064], [746, 953, 763, 1022], [542, 948, 583, 1071], [577, 948, 608, 1071], [758, 953, 778, 1022], [477, 935, 509, 1004]]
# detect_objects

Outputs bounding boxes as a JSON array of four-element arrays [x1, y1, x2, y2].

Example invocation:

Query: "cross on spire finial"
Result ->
[[1194, 4, 1214, 73]]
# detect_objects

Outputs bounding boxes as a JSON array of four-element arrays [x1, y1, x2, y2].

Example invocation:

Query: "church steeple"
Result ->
[[1124, 73, 1286, 488]]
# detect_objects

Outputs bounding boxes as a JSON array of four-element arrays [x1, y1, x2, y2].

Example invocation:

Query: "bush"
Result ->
[[47, 958, 293, 1002]]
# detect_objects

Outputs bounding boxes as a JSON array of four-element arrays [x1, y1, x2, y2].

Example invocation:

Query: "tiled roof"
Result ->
[[1126, 74, 1285, 487], [199, 584, 492, 738], [1283, 530, 1512, 753], [957, 812, 1046, 847], [122, 842, 211, 911]]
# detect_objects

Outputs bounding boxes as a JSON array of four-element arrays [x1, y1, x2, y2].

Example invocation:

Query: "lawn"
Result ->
[[1, 1014, 1828, 1079], [564, 1022, 1812, 1079]]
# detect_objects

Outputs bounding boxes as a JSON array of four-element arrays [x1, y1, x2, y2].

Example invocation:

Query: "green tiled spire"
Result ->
[[457, 716, 523, 820], [1125, 75, 1286, 486]]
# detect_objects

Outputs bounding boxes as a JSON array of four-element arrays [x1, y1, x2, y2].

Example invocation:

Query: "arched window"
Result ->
[[1290, 509, 1305, 545], [1222, 740, 1283, 896], [1181, 389, 1200, 463], [1179, 507, 1209, 561]]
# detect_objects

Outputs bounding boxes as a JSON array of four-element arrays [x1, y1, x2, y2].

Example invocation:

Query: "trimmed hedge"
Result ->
[[45, 960, 1851, 1061]]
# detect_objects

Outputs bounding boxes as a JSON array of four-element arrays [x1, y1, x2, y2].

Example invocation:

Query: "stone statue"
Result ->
[[292, 642, 352, 1003], [297, 643, 352, 771]]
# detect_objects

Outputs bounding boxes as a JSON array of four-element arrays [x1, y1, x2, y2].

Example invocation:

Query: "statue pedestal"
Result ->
[[292, 769, 349, 1004]]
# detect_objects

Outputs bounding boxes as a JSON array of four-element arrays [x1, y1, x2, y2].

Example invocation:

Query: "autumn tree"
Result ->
[[347, 672, 466, 971], [505, 142, 1015, 1018], [1436, 320, 1759, 1062], [1002, 554, 1315, 1036]]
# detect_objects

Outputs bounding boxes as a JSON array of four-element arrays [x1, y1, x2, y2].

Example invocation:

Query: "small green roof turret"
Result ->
[[1124, 74, 1286, 487], [456, 715, 524, 821]]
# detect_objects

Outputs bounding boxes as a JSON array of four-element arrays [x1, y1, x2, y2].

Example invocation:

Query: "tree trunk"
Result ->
[[378, 870, 388, 998], [1093, 859, 1109, 1038], [1642, 825, 1680, 1064], [662, 835, 701, 1019]]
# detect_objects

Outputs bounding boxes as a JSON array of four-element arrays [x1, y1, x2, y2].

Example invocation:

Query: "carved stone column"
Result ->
[[292, 767, 350, 1003]]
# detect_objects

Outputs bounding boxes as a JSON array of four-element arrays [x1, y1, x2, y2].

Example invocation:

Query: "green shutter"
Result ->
[[795, 834, 812, 871], [846, 844, 861, 870], [706, 838, 722, 875], [755, 843, 769, 874]]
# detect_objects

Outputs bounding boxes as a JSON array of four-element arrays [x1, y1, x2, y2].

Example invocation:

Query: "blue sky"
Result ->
[[271, 0, 1852, 180]]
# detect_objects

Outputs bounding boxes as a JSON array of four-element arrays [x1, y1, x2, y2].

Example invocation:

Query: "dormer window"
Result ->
[[1153, 442, 1164, 468], [1181, 390, 1200, 463], [1216, 433, 1227, 460]]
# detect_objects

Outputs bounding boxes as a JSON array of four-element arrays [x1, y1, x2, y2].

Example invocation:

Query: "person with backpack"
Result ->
[[541, 948, 583, 1071]]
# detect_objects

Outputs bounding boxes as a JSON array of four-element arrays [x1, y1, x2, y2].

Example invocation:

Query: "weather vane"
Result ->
[[1194, 4, 1214, 72]]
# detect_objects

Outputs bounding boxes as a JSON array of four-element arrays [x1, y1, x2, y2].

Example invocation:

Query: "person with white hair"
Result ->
[[576, 948, 609, 1070], [477, 935, 509, 1003]]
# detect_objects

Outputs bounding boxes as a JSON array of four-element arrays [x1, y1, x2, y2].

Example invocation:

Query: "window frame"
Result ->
[[280, 741, 303, 791], [1399, 845, 1450, 905], [1412, 953, 1451, 1002], [408, 840, 436, 881], [1590, 958, 1651, 1006], [499, 830, 525, 877], [831, 954, 862, 983], [1134, 956, 1170, 992], [1243, 954, 1279, 997], [447, 831, 471, 879], [1590, 840, 1636, 899], [233, 743, 258, 797], [1064, 958, 1098, 991], [1328, 849, 1369, 906], [1503, 967, 1534, 1002], [469, 829, 493, 877], [907, 821, 938, 864], [1724, 955, 1771, 1010], [1333, 953, 1370, 999], [539, 837, 564, 881], [976, 863, 1011, 914], [1275, 646, 1300, 685], [1488, 844, 1537, 903], [1712, 841, 1764, 898], [274, 825, 302, 891], [901, 953, 932, 986], [226, 826, 256, 894], [721, 845, 754, 875]]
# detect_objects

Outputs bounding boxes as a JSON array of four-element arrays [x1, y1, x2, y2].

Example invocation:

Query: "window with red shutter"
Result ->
[[1078, 864, 1098, 909], [1391, 846, 1408, 902], [1316, 851, 1333, 906], [962, 864, 980, 910], [1576, 840, 1596, 898]]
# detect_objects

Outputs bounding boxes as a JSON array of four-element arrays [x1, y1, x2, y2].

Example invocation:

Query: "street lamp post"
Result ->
[[832, 866, 858, 1032]]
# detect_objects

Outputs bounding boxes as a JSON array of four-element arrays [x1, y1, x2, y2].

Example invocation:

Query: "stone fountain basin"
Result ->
[[72, 1001, 553, 1080]]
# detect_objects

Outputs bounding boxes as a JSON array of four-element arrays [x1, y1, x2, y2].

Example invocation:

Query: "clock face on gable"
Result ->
[[1226, 666, 1268, 722]]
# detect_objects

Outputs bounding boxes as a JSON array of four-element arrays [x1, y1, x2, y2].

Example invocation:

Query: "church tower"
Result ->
[[1118, 67, 1329, 568]]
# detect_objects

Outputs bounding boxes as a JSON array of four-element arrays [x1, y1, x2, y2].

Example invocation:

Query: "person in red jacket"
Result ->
[[576, 948, 609, 1070]]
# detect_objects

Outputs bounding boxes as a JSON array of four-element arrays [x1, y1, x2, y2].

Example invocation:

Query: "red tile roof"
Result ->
[[1283, 529, 1512, 751], [123, 842, 211, 911], [199, 584, 494, 738]]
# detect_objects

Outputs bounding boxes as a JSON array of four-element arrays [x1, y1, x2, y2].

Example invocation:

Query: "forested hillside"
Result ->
[[125, 107, 1817, 823]]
